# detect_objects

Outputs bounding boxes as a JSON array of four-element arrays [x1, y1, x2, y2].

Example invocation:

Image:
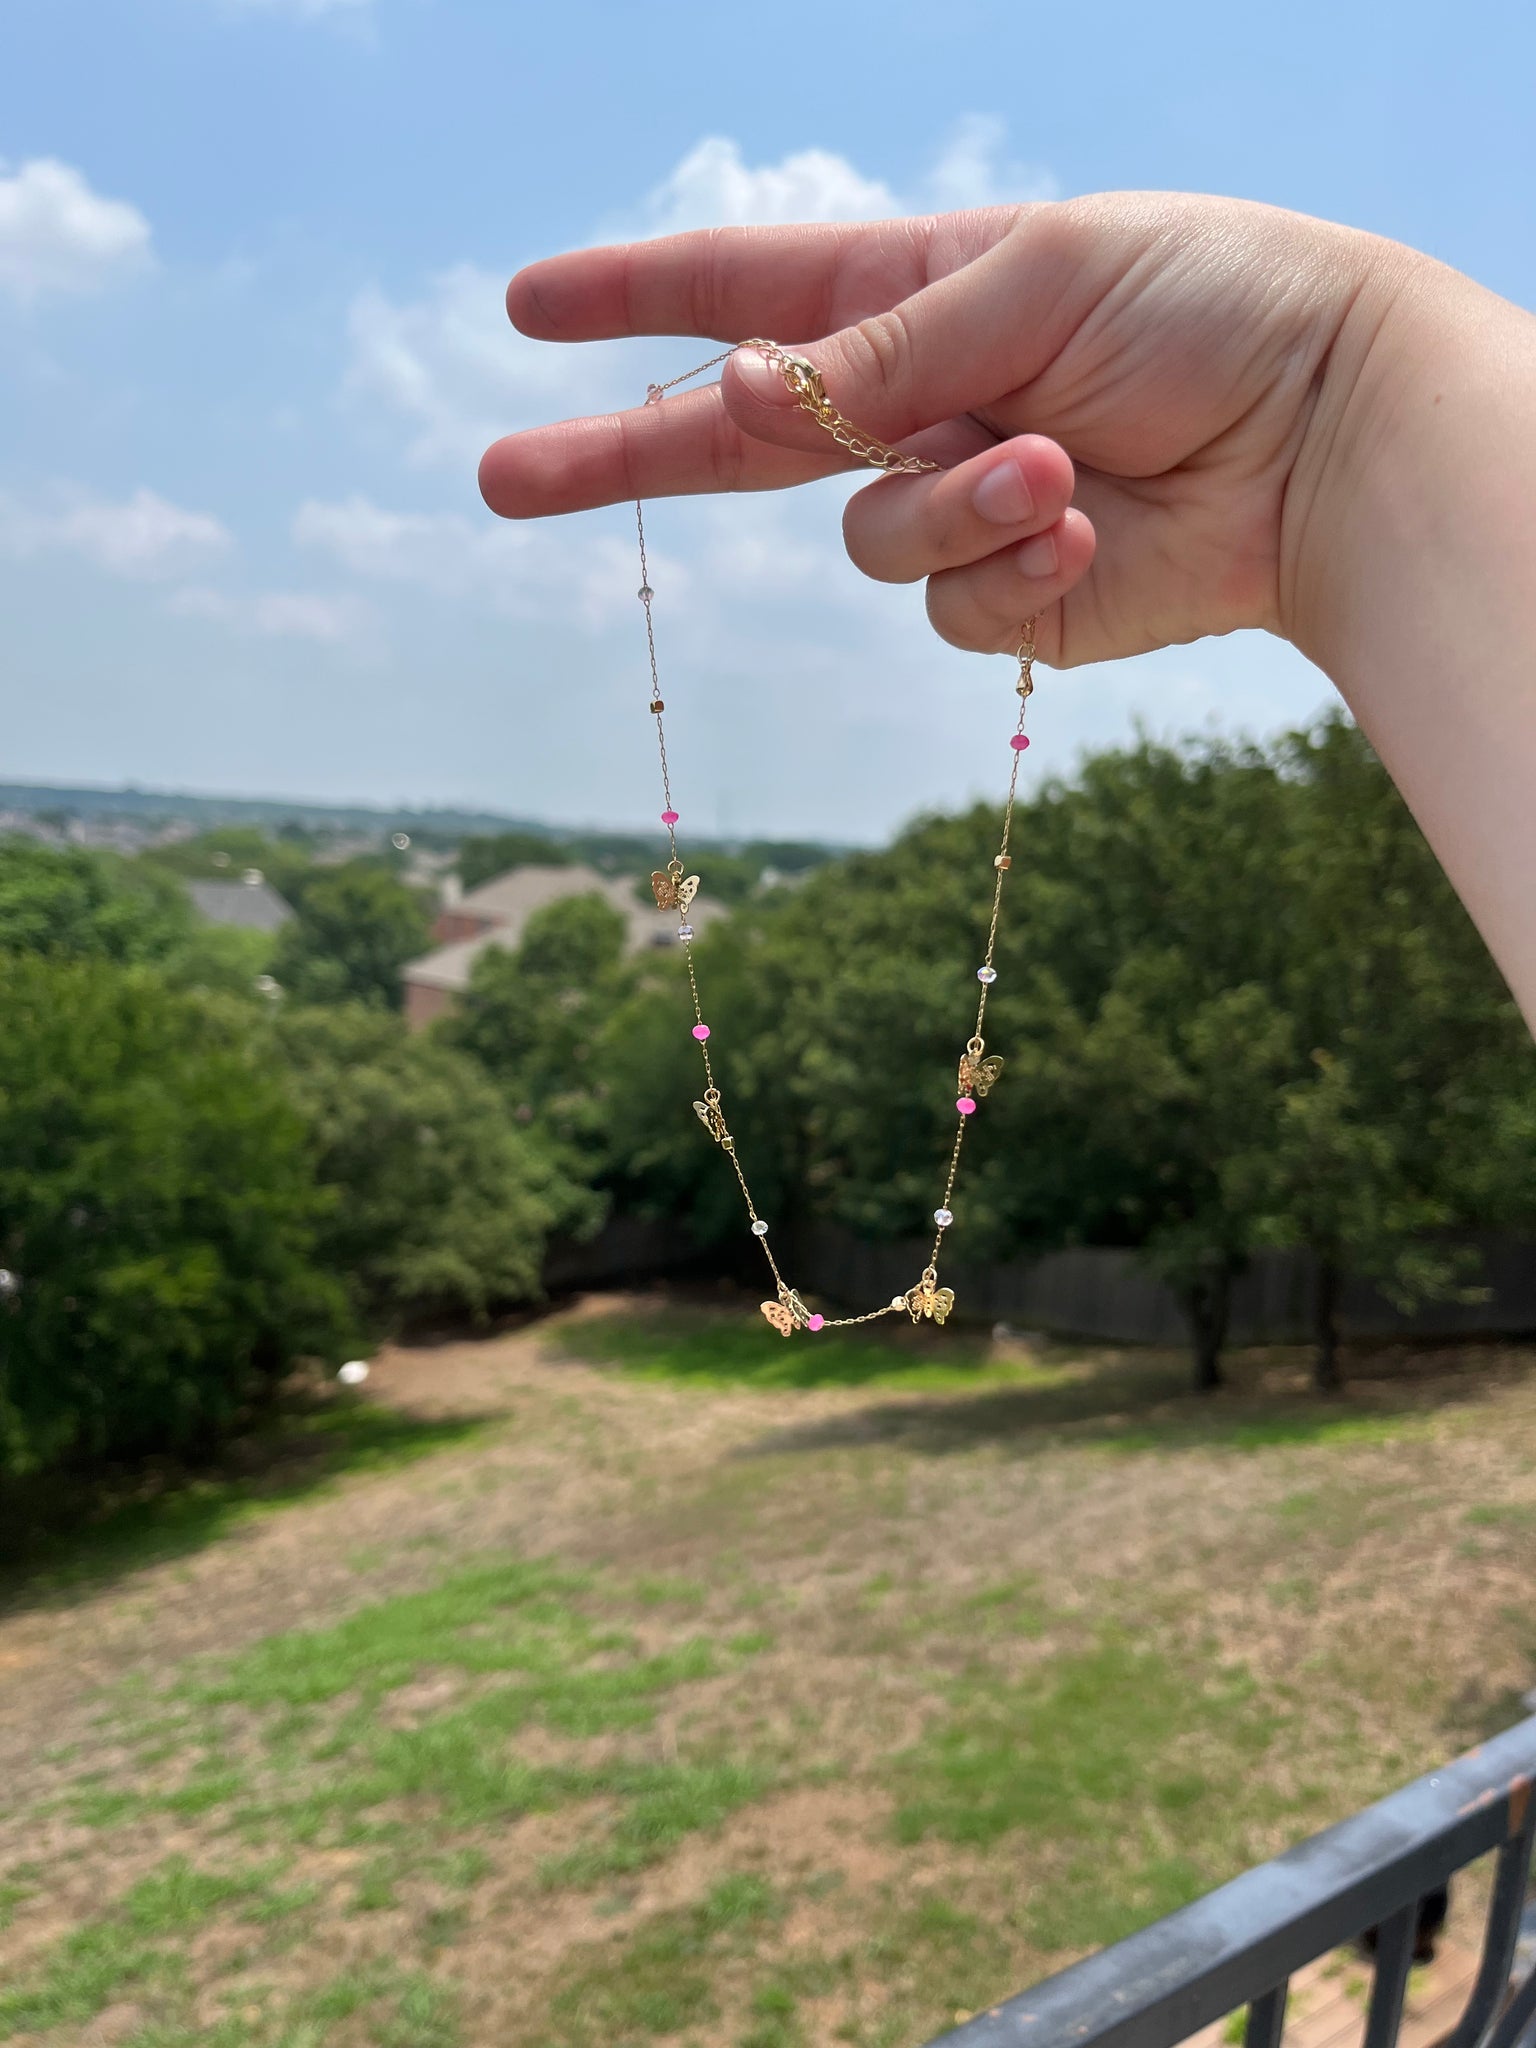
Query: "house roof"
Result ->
[[403, 867, 728, 994], [185, 878, 294, 932], [455, 863, 611, 923]]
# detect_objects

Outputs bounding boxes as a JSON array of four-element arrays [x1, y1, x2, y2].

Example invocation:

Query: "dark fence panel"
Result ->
[[785, 1225, 1536, 1346], [542, 1216, 707, 1291], [542, 1217, 1535, 1344]]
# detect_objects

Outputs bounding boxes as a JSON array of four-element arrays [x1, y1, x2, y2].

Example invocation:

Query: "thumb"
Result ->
[[717, 218, 1066, 456]]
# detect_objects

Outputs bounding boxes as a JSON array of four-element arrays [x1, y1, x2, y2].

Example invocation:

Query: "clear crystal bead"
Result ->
[[934, 1208, 953, 1228], [638, 584, 654, 601], [751, 1219, 769, 1237], [677, 924, 693, 940], [977, 965, 998, 984], [890, 1294, 907, 1310]]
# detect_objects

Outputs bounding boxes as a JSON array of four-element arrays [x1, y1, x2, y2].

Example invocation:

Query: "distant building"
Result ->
[[185, 876, 294, 933], [402, 862, 728, 1029]]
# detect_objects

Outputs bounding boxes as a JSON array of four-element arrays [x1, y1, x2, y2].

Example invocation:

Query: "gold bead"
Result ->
[[994, 854, 1012, 871], [649, 698, 664, 714]]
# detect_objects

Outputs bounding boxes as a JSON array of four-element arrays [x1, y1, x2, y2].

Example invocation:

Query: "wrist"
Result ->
[[1280, 244, 1536, 676], [1280, 244, 1536, 1025]]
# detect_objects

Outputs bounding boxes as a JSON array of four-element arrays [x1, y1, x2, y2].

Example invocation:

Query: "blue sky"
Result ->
[[1, 0, 1533, 839]]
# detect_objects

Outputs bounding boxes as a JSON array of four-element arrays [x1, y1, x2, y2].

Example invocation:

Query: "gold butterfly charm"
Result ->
[[651, 869, 700, 913], [958, 1050, 1004, 1098], [760, 1288, 812, 1337], [692, 1097, 728, 1143], [904, 1272, 956, 1326]]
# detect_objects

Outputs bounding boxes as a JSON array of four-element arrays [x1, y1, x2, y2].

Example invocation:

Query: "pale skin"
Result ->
[[478, 193, 1536, 1030]]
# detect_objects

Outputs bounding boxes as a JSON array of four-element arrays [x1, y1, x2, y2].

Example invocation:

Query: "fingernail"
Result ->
[[731, 350, 788, 404], [1016, 531, 1058, 577], [973, 457, 1035, 525]]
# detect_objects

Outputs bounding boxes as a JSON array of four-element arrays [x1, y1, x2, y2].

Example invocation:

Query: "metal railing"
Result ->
[[925, 1716, 1536, 2048]]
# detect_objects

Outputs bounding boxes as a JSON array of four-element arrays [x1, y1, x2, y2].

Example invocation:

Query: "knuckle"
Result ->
[[845, 309, 913, 410]]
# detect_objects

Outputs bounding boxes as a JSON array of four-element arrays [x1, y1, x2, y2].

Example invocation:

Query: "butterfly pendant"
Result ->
[[651, 870, 700, 914], [905, 1275, 956, 1326], [693, 1098, 728, 1143], [759, 1290, 811, 1337], [958, 1051, 1004, 1099]]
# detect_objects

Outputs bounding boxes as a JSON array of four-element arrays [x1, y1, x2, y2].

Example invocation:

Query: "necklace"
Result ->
[[632, 340, 1036, 1337]]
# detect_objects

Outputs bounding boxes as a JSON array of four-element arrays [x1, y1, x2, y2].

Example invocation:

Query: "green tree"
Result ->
[[0, 839, 194, 963], [0, 838, 280, 1000], [1247, 716, 1534, 1386], [274, 1005, 600, 1327], [0, 957, 343, 1478], [446, 894, 630, 1152], [595, 725, 1535, 1390], [270, 862, 430, 1008]]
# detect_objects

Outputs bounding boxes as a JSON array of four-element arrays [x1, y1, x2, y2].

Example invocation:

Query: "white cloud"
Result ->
[[345, 121, 1056, 470], [922, 115, 1057, 210], [293, 493, 507, 593], [0, 485, 230, 577], [0, 158, 153, 303], [636, 137, 898, 237], [166, 584, 370, 644], [345, 264, 603, 467], [293, 490, 677, 630], [628, 123, 1054, 239]]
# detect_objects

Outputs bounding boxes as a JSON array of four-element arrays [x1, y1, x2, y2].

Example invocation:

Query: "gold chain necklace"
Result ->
[[633, 341, 1035, 1337]]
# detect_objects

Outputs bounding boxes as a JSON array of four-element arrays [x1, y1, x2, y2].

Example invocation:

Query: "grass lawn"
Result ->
[[2, 1292, 1534, 2048]]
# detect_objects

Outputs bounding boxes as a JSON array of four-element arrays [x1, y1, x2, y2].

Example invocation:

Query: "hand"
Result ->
[[479, 193, 1413, 669]]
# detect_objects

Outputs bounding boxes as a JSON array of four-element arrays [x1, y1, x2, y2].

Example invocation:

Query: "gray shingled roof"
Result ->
[[185, 878, 294, 932]]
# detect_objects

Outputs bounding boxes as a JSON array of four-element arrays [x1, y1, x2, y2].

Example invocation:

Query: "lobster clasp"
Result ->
[[781, 354, 827, 410]]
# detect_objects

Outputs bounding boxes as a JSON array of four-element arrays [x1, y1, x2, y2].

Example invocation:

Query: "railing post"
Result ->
[[1243, 1983, 1287, 2048]]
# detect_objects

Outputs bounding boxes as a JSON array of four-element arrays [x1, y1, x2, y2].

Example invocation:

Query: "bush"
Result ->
[[273, 1005, 602, 1328], [0, 956, 345, 1478]]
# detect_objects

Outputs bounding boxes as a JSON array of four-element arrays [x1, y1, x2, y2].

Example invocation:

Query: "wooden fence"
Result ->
[[544, 1218, 1536, 1346]]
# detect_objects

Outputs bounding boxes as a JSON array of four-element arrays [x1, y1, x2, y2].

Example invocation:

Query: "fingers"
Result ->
[[505, 214, 1016, 344], [478, 361, 1003, 520], [925, 507, 1097, 653], [717, 215, 1086, 454], [843, 435, 1076, 585], [479, 382, 840, 518]]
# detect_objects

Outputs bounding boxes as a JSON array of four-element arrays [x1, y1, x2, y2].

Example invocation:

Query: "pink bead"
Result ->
[[1010, 733, 1031, 751], [807, 1314, 825, 1332], [662, 810, 679, 825], [957, 1096, 976, 1115], [692, 1023, 710, 1041]]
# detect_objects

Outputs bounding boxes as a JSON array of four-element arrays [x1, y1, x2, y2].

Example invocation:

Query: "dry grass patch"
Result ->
[[2, 1300, 1535, 2047]]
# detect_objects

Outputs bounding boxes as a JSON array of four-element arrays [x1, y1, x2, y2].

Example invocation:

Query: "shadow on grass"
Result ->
[[550, 1301, 1533, 1461], [742, 1345, 1532, 1463], [0, 1396, 497, 1610]]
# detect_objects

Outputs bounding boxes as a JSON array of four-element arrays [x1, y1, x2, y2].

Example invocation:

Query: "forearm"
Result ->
[[1290, 253, 1536, 1027]]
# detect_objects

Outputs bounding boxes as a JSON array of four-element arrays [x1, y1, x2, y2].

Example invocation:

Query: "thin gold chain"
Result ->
[[632, 341, 1034, 1334]]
